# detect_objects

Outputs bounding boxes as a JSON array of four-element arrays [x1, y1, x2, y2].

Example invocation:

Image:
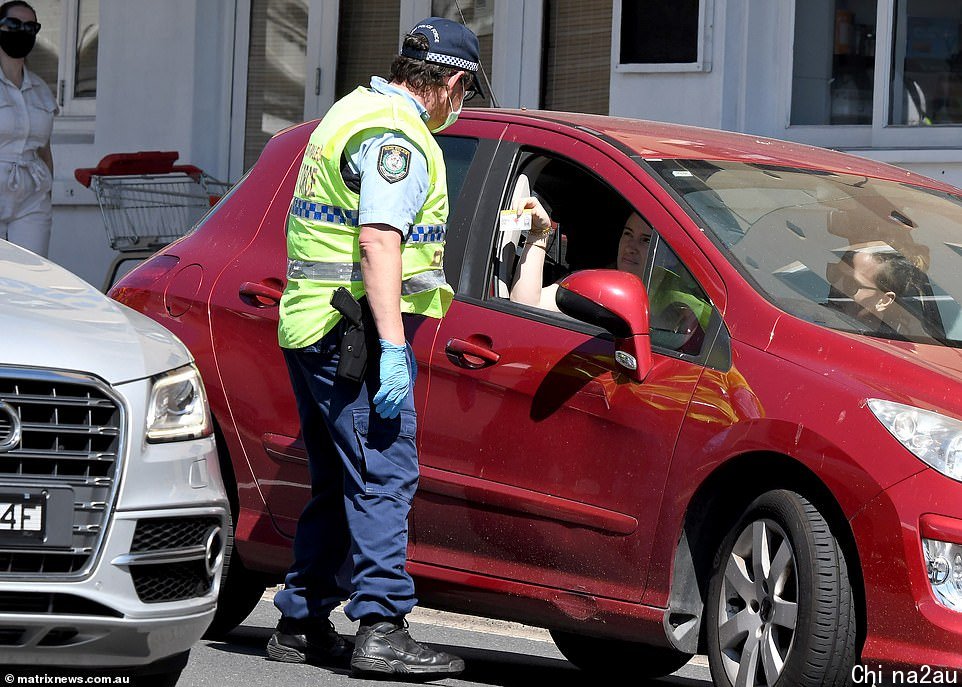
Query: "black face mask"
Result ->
[[0, 31, 36, 59]]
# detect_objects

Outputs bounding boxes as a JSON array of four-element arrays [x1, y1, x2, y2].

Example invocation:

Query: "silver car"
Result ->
[[0, 241, 229, 684]]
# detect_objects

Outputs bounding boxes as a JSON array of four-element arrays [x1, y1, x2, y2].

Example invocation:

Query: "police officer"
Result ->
[[268, 17, 482, 678]]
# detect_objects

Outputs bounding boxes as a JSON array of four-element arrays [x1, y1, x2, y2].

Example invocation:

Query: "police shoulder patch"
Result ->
[[377, 144, 411, 183]]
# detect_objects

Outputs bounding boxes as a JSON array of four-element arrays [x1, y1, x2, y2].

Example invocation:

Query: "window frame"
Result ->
[[33, 0, 98, 121], [612, 0, 714, 74], [58, 0, 96, 118], [785, 0, 962, 149], [229, 0, 330, 179]]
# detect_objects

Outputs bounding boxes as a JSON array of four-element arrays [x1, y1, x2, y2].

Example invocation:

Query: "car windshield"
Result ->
[[650, 159, 962, 348]]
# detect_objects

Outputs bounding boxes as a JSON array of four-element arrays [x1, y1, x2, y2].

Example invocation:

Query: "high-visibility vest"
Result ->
[[278, 85, 453, 349]]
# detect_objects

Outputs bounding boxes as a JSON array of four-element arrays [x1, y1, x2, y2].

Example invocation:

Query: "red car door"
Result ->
[[412, 124, 724, 602]]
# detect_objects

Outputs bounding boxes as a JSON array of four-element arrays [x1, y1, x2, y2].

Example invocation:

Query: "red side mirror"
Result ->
[[556, 269, 653, 381]]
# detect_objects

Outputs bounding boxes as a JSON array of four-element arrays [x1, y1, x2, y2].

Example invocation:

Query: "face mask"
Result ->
[[0, 31, 36, 59], [430, 84, 463, 134]]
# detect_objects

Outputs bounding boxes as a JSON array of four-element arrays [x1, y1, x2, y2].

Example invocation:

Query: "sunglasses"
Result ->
[[0, 17, 41, 34], [456, 74, 478, 102]]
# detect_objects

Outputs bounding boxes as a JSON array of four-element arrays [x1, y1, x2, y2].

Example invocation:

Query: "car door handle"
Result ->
[[239, 281, 283, 307], [446, 338, 500, 369]]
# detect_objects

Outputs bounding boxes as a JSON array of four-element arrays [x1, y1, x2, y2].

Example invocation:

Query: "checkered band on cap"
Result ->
[[423, 51, 479, 72], [400, 46, 479, 73]]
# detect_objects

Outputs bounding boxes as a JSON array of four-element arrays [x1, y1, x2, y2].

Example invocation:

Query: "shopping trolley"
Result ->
[[74, 151, 231, 291]]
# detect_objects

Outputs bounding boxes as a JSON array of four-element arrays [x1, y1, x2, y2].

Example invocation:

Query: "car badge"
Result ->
[[0, 401, 22, 453], [615, 350, 638, 371]]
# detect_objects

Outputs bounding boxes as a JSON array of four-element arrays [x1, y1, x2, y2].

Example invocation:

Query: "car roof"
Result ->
[[459, 109, 959, 194]]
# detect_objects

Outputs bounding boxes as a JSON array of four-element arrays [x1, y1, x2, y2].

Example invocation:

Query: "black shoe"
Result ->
[[351, 620, 465, 677], [266, 616, 353, 667]]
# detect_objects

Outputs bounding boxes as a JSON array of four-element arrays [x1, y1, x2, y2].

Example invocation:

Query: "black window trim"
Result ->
[[435, 135, 499, 291]]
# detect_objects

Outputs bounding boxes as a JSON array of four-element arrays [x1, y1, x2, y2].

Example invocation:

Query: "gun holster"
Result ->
[[331, 287, 374, 383]]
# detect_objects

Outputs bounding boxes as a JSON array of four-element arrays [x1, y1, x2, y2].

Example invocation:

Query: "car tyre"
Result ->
[[550, 630, 692, 678], [706, 489, 857, 687], [202, 511, 267, 639]]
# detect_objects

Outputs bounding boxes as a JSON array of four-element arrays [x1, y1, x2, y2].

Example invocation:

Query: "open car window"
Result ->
[[488, 149, 715, 359], [490, 151, 644, 301]]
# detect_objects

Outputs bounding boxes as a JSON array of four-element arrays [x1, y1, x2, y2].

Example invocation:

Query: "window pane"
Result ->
[[430, 0, 494, 108], [436, 135, 479, 214], [28, 0, 61, 98], [244, 0, 308, 170], [541, 0, 611, 114], [620, 0, 699, 64], [791, 0, 878, 125], [74, 0, 97, 98], [649, 239, 712, 356], [889, 0, 962, 125], [334, 0, 399, 100]]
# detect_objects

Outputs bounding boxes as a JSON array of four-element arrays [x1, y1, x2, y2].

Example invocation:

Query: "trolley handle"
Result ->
[[74, 151, 204, 187]]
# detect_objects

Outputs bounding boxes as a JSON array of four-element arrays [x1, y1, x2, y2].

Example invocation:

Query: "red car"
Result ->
[[111, 110, 962, 685]]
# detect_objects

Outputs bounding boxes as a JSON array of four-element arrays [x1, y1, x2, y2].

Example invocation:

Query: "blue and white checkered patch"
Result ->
[[407, 224, 446, 243], [290, 199, 359, 226]]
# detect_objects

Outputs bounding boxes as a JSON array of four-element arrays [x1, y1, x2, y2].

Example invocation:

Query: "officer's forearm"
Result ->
[[359, 224, 405, 346]]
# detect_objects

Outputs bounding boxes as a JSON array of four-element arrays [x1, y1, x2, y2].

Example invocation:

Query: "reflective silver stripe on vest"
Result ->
[[289, 200, 446, 243], [287, 259, 362, 282], [287, 260, 446, 295], [401, 269, 447, 295]]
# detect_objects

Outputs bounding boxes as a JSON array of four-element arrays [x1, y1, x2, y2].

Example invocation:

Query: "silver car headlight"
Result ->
[[868, 399, 962, 482], [146, 365, 212, 443]]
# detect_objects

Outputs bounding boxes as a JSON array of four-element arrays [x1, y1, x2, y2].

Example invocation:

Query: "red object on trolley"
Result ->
[[74, 151, 204, 187]]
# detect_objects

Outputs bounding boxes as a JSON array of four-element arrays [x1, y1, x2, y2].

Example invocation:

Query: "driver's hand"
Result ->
[[514, 196, 552, 233]]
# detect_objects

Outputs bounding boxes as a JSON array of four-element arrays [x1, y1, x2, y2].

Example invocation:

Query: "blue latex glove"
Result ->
[[372, 340, 411, 419]]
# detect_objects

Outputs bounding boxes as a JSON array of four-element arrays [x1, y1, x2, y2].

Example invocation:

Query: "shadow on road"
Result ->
[[205, 625, 706, 687]]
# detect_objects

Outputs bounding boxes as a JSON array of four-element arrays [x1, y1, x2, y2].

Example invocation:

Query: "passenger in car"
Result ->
[[827, 249, 920, 335], [508, 196, 651, 310]]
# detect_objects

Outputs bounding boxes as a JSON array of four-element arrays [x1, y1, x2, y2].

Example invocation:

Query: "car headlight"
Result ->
[[868, 399, 962, 482], [146, 365, 212, 443]]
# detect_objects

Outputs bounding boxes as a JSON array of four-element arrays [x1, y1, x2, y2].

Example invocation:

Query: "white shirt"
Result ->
[[0, 66, 56, 158], [0, 66, 56, 193]]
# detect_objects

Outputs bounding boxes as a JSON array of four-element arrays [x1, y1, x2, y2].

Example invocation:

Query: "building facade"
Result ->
[[36, 0, 962, 286]]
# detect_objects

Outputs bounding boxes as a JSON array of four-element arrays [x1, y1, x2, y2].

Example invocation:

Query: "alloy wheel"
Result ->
[[716, 518, 799, 687]]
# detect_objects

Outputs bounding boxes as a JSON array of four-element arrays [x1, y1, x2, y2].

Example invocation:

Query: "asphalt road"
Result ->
[[179, 596, 714, 686]]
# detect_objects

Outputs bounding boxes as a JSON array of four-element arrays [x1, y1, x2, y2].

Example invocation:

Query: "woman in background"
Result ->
[[0, 0, 56, 256]]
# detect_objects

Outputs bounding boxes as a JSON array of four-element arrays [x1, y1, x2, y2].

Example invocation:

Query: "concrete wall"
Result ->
[[607, 0, 962, 190], [609, 0, 787, 137]]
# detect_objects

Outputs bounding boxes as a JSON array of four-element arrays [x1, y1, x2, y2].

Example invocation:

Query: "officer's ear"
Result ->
[[446, 71, 465, 94]]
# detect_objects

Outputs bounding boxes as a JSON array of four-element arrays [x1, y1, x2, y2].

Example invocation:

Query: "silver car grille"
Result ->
[[0, 369, 124, 579]]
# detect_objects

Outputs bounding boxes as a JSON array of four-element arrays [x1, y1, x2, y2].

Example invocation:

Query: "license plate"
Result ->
[[0, 492, 46, 543]]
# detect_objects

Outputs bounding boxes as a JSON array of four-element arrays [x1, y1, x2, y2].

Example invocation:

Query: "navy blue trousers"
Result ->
[[273, 322, 419, 622]]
